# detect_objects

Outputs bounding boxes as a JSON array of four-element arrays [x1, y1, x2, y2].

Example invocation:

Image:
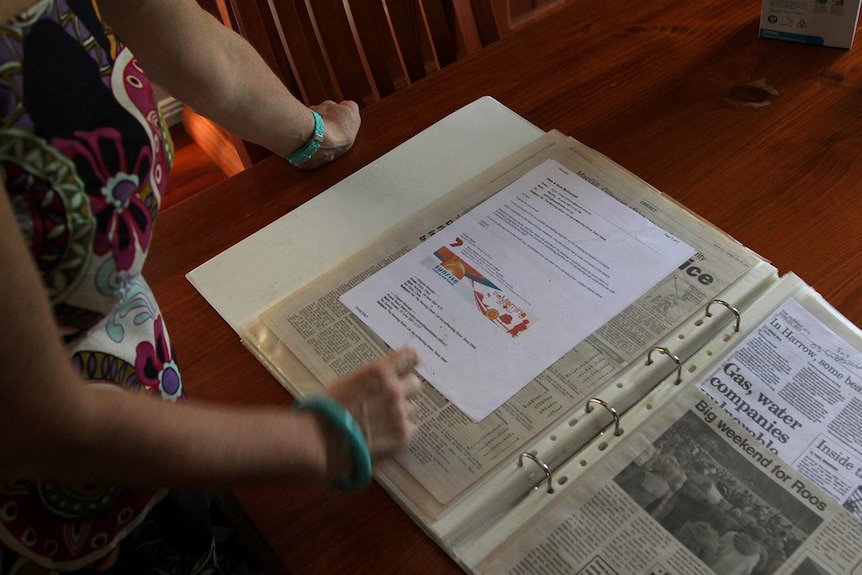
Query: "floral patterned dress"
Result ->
[[0, 0, 183, 571]]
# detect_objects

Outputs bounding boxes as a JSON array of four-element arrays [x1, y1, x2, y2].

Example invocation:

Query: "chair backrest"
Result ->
[[219, 0, 500, 107]]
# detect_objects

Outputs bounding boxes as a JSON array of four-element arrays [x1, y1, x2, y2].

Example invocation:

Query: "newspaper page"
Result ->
[[479, 386, 862, 575], [697, 296, 862, 520], [258, 134, 762, 505]]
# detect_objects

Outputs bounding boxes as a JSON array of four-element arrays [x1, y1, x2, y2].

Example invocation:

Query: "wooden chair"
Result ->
[[185, 0, 501, 175]]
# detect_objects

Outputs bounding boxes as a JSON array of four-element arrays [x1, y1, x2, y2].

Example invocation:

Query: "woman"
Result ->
[[0, 0, 421, 572]]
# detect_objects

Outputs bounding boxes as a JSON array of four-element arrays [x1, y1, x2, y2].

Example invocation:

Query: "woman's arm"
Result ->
[[97, 0, 360, 168], [0, 186, 420, 487]]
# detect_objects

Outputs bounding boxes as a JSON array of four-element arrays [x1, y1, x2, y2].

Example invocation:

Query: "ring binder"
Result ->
[[706, 299, 741, 332], [585, 397, 623, 437], [517, 452, 555, 493], [646, 346, 682, 384]]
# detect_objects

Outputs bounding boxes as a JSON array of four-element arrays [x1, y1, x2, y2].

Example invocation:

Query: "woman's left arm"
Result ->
[[98, 0, 360, 168]]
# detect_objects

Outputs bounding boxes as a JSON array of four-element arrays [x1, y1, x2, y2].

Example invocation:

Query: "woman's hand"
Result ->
[[295, 100, 362, 170], [316, 347, 422, 479]]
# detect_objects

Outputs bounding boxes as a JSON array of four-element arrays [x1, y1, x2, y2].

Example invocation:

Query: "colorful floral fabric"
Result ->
[[0, 0, 182, 571]]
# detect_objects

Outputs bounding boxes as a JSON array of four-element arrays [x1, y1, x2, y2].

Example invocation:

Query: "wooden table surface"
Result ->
[[145, 0, 862, 573]]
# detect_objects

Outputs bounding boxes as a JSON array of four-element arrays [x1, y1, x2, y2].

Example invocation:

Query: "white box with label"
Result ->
[[760, 0, 862, 48]]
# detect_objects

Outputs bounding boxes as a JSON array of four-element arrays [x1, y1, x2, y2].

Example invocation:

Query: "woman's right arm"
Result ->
[[0, 184, 420, 487]]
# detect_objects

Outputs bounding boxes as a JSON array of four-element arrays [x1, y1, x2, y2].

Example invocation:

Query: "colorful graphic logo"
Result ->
[[425, 239, 536, 338]]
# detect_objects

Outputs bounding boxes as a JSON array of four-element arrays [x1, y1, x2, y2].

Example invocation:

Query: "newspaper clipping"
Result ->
[[697, 297, 862, 521]]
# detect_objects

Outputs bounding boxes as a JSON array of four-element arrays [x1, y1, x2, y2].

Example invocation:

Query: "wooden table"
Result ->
[[145, 0, 862, 572]]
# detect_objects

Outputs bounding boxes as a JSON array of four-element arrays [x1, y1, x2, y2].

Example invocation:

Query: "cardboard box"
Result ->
[[760, 0, 862, 48]]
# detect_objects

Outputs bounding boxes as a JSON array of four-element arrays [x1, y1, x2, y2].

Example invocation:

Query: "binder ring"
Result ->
[[585, 398, 622, 437], [706, 299, 741, 332], [518, 452, 555, 493], [646, 346, 682, 384]]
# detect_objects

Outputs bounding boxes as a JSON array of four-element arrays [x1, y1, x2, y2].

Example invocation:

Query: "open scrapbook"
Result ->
[[196, 110, 862, 573]]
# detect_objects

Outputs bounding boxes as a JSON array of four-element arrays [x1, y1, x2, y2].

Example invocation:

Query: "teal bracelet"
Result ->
[[294, 396, 372, 490], [285, 109, 325, 166]]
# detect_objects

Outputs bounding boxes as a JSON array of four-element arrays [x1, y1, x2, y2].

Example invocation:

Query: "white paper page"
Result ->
[[340, 158, 695, 420], [697, 297, 862, 513]]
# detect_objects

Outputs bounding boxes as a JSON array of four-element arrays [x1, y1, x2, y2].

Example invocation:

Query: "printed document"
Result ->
[[340, 159, 694, 420]]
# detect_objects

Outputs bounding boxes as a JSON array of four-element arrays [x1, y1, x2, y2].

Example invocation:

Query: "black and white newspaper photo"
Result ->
[[479, 386, 862, 575]]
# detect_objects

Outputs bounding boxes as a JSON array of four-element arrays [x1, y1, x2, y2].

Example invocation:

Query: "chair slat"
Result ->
[[348, 0, 402, 98], [269, 0, 334, 104], [422, 0, 459, 68], [386, 1, 430, 83]]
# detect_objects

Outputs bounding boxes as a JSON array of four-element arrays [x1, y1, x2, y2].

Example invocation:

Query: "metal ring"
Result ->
[[706, 299, 741, 332], [646, 346, 682, 385], [585, 398, 622, 436], [518, 452, 554, 493]]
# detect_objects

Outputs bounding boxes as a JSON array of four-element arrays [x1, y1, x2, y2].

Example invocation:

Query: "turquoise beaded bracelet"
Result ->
[[285, 109, 324, 166], [294, 396, 372, 490]]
